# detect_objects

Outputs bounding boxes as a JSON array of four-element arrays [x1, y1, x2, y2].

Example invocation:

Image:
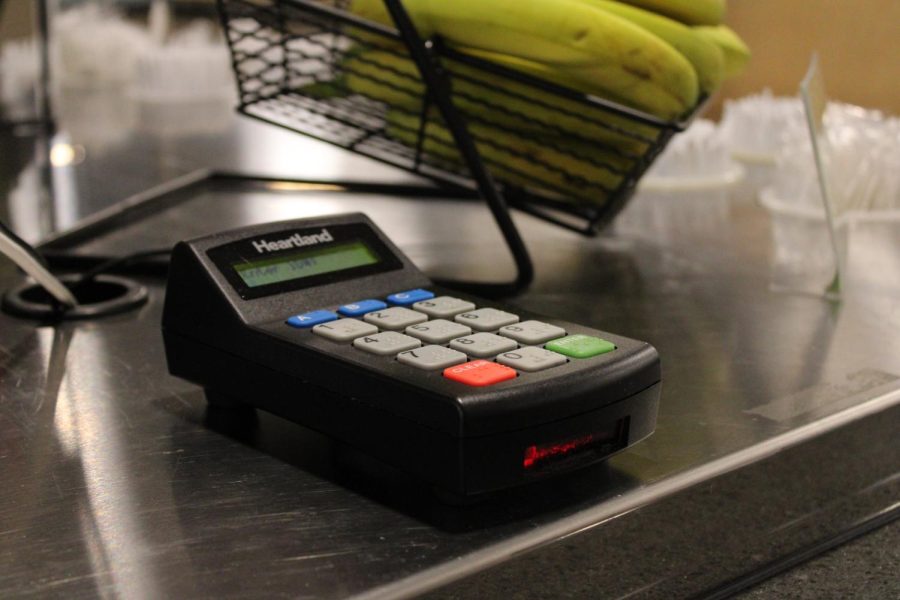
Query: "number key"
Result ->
[[405, 319, 472, 344], [313, 319, 378, 342], [449, 332, 517, 358], [353, 332, 421, 356], [496, 346, 567, 372], [454, 308, 519, 332], [364, 307, 428, 331], [412, 296, 476, 319], [498, 320, 566, 345], [397, 345, 467, 371]]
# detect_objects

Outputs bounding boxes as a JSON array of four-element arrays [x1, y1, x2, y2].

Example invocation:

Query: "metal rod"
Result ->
[[35, 0, 54, 135], [380, 0, 533, 296], [33, 0, 59, 235]]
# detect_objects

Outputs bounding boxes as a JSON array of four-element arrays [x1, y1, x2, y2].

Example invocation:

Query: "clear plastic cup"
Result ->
[[616, 119, 745, 244]]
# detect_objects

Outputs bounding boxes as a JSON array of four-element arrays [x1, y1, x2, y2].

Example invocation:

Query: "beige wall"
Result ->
[[0, 1, 34, 40], [3, 0, 898, 114], [712, 0, 900, 116]]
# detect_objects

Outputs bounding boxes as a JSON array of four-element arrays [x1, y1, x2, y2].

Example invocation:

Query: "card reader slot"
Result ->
[[522, 417, 629, 475]]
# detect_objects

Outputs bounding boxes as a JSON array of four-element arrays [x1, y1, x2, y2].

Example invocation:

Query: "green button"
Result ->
[[545, 334, 616, 358]]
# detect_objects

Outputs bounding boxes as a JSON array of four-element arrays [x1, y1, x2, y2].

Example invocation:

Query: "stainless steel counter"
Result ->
[[1, 103, 899, 598]]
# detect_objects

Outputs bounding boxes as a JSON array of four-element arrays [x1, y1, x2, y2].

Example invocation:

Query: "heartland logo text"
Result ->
[[252, 229, 333, 254]]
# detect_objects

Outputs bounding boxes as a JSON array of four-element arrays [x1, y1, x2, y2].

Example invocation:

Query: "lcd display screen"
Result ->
[[233, 240, 380, 288]]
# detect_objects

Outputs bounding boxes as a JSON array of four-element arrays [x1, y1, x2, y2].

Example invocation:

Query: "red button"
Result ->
[[443, 360, 517, 387]]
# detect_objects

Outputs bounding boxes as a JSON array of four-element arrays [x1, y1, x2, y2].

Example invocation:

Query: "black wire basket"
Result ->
[[217, 0, 699, 233]]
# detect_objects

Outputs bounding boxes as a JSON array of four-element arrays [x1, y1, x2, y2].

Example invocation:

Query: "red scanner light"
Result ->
[[523, 433, 598, 469]]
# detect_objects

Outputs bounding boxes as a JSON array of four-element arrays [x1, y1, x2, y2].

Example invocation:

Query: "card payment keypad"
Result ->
[[288, 290, 617, 387]]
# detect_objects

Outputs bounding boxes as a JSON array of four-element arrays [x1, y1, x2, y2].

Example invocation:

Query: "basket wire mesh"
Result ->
[[217, 0, 697, 291]]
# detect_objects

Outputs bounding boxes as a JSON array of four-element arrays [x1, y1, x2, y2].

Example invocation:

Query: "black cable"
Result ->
[[2, 218, 170, 285], [71, 248, 172, 286]]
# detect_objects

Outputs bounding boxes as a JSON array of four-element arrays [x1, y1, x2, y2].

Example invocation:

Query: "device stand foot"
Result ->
[[203, 390, 258, 440], [204, 388, 248, 409], [431, 486, 484, 507]]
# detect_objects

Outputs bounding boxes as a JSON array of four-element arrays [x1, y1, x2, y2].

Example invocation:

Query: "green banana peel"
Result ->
[[384, 109, 629, 205], [613, 0, 726, 26], [449, 46, 686, 123], [694, 25, 751, 79], [337, 49, 655, 154], [349, 0, 699, 119], [575, 0, 725, 94]]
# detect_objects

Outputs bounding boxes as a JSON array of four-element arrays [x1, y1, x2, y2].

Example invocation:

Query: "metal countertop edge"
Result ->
[[37, 169, 214, 249], [354, 381, 900, 600]]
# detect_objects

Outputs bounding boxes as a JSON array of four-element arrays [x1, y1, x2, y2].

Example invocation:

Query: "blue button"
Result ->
[[387, 289, 435, 306], [286, 310, 338, 328], [338, 299, 387, 317]]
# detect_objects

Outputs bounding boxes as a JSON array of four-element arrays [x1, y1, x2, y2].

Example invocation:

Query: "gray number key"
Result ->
[[405, 319, 472, 344], [412, 296, 476, 319], [397, 345, 467, 371], [313, 318, 378, 342], [353, 331, 421, 356], [498, 320, 566, 345], [364, 307, 428, 331], [496, 346, 567, 372], [454, 308, 519, 332], [449, 332, 517, 358]]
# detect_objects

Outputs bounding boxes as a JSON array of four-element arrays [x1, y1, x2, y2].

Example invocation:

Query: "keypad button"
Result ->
[[353, 332, 421, 356], [397, 345, 467, 371], [454, 308, 520, 332], [405, 319, 472, 344], [286, 310, 338, 328], [545, 335, 616, 359], [444, 360, 517, 387], [338, 299, 387, 317], [412, 296, 476, 319], [387, 289, 435, 306], [364, 307, 428, 331], [498, 320, 566, 345], [449, 332, 518, 358], [496, 346, 567, 372], [313, 319, 378, 342]]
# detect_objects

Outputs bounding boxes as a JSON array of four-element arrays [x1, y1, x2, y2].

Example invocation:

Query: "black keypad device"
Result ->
[[162, 214, 660, 496]]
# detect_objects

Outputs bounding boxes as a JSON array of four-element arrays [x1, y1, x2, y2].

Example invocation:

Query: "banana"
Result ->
[[336, 49, 656, 152], [350, 0, 699, 119], [611, 0, 726, 26], [694, 25, 751, 78], [384, 109, 629, 204], [450, 46, 688, 122], [574, 0, 725, 94]]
